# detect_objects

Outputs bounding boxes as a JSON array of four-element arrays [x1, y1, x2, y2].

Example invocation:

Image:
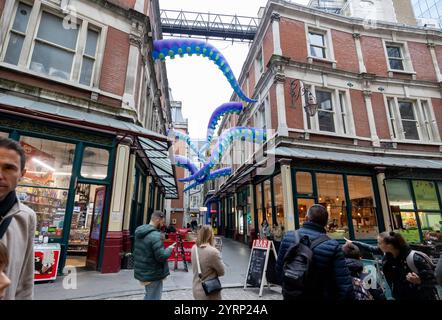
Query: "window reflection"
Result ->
[[296, 171, 313, 195], [263, 180, 272, 227], [298, 198, 315, 226]]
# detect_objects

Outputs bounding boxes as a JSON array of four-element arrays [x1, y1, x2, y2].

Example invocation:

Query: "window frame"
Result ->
[[1, 1, 107, 89], [305, 25, 336, 66], [382, 40, 415, 75], [384, 96, 440, 143]]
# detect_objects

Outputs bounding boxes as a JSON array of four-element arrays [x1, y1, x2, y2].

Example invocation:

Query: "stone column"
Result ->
[[280, 159, 295, 231], [363, 90, 380, 147], [353, 32, 367, 74], [122, 22, 143, 110], [275, 73, 289, 136], [375, 168, 392, 232], [271, 13, 282, 56], [428, 43, 442, 83], [101, 144, 130, 273]]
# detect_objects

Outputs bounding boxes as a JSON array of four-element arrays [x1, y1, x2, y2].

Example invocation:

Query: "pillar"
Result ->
[[375, 169, 392, 232], [353, 32, 367, 74], [271, 13, 282, 56], [143, 176, 152, 224], [363, 90, 380, 147], [275, 74, 289, 136], [428, 43, 442, 82], [280, 159, 295, 231], [101, 144, 130, 273]]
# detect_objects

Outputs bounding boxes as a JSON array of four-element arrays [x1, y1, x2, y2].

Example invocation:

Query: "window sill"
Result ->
[[307, 56, 337, 68], [380, 138, 442, 146], [290, 128, 371, 142], [387, 69, 417, 79], [0, 62, 123, 101]]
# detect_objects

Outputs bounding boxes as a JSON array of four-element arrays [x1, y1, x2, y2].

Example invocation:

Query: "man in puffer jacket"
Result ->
[[134, 211, 175, 300], [275, 204, 354, 301]]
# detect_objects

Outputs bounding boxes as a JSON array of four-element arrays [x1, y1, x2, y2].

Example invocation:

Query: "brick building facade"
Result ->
[[209, 0, 442, 247]]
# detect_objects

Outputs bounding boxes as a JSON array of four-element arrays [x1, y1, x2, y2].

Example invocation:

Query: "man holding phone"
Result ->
[[134, 211, 176, 300]]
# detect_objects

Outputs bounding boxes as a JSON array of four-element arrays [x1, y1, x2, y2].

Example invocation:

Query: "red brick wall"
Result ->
[[280, 18, 307, 62], [99, 27, 129, 96], [331, 30, 359, 73], [262, 24, 274, 69], [248, 66, 256, 98], [171, 167, 184, 209], [431, 98, 442, 140], [371, 92, 390, 140], [269, 85, 278, 130], [349, 89, 371, 138], [435, 45, 442, 75], [408, 42, 437, 81], [0, 0, 5, 18], [107, 0, 135, 9], [360, 36, 388, 76], [285, 79, 304, 130]]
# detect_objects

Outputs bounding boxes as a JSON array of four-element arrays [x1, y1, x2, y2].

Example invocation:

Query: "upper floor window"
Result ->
[[255, 49, 264, 83], [386, 45, 404, 71], [386, 98, 440, 142], [308, 31, 327, 59], [4, 2, 32, 65], [316, 90, 335, 132], [2, 4, 102, 87]]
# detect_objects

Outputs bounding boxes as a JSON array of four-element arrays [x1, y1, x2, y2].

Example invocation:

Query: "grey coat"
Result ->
[[191, 244, 225, 300]]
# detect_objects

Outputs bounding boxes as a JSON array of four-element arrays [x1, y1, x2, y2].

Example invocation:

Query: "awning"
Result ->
[[267, 146, 442, 170], [138, 137, 178, 199], [0, 93, 167, 141]]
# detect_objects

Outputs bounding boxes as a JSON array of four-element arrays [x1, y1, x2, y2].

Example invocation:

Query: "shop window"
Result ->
[[297, 198, 315, 226], [296, 171, 313, 195], [3, 2, 32, 65], [255, 184, 263, 228], [385, 180, 414, 210], [17, 136, 75, 239], [347, 175, 378, 239], [412, 180, 440, 211], [263, 180, 272, 227], [273, 174, 285, 227], [80, 147, 109, 180], [395, 212, 420, 244], [317, 173, 348, 239], [418, 212, 442, 237], [0, 132, 9, 138]]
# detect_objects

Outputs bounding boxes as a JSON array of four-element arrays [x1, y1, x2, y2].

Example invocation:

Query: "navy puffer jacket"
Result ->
[[275, 222, 355, 300]]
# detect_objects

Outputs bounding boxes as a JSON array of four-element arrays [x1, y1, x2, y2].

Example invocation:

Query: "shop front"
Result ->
[[0, 101, 177, 275], [385, 179, 442, 244], [236, 186, 253, 245]]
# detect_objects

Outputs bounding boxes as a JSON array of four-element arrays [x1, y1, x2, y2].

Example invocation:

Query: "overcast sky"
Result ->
[[159, 0, 309, 139]]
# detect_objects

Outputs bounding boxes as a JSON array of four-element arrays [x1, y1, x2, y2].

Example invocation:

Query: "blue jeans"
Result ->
[[144, 280, 163, 300]]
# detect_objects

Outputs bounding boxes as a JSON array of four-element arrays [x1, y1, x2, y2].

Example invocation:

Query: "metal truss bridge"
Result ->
[[159, 9, 260, 42]]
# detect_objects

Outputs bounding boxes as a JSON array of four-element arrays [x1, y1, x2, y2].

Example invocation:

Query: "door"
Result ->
[[86, 186, 106, 269]]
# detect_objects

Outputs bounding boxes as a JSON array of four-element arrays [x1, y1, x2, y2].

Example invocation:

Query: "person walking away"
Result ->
[[191, 225, 225, 300], [275, 204, 354, 301], [0, 138, 35, 300], [348, 231, 438, 300], [134, 211, 176, 300], [0, 242, 11, 299]]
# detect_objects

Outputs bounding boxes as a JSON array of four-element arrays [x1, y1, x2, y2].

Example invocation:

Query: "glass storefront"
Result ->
[[80, 147, 109, 180], [256, 183, 263, 228], [263, 179, 272, 226], [17, 136, 75, 239], [386, 179, 442, 243], [317, 173, 349, 239], [293, 170, 381, 240]]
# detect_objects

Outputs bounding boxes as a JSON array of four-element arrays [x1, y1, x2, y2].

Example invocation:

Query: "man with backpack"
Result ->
[[275, 204, 354, 300]]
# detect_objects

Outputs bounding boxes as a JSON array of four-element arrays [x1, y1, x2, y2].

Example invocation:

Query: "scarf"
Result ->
[[0, 191, 17, 219]]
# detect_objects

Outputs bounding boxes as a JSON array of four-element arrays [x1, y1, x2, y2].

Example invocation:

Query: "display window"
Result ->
[[263, 179, 272, 227], [297, 198, 315, 226], [317, 173, 349, 239], [296, 171, 313, 195], [17, 136, 75, 239], [347, 175, 378, 239], [255, 184, 263, 228]]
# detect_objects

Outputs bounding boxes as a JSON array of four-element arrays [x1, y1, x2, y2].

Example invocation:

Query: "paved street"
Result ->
[[34, 237, 278, 300]]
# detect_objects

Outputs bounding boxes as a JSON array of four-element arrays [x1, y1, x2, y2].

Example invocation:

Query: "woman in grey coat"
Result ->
[[191, 225, 225, 300]]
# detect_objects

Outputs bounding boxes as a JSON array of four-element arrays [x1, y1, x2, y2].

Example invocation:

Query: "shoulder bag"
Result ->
[[195, 245, 222, 295]]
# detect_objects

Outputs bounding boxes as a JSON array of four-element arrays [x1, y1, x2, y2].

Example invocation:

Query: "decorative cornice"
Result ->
[[271, 12, 281, 23], [352, 33, 361, 39], [363, 90, 372, 98], [274, 73, 286, 83], [278, 158, 292, 166]]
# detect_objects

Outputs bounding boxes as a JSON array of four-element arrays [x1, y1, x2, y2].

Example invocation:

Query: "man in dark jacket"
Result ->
[[275, 204, 354, 300], [134, 211, 175, 300]]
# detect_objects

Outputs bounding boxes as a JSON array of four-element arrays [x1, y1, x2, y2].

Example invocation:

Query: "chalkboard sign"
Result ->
[[246, 248, 266, 287], [244, 239, 278, 297]]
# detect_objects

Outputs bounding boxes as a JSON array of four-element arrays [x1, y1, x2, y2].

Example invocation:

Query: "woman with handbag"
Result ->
[[191, 225, 225, 300]]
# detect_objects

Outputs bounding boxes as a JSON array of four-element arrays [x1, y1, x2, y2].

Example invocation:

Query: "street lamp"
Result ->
[[289, 80, 319, 117]]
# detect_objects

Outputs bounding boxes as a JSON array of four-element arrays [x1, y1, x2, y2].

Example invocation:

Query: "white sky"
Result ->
[[159, 0, 310, 139]]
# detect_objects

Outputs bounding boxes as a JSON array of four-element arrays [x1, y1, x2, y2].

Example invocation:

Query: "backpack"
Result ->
[[282, 231, 329, 299], [406, 250, 435, 274]]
